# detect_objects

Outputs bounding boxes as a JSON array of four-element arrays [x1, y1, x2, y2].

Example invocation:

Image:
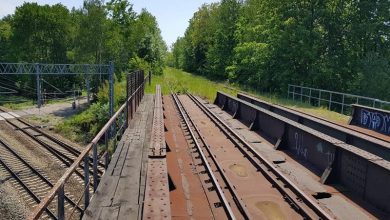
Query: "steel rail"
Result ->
[[4, 119, 93, 185], [172, 93, 238, 220], [0, 139, 83, 214], [0, 142, 57, 219], [15, 117, 105, 173], [188, 93, 334, 220], [0, 107, 106, 171], [28, 73, 149, 220]]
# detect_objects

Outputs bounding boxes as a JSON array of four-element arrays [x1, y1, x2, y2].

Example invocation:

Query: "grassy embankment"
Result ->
[[148, 67, 349, 124], [55, 67, 349, 145]]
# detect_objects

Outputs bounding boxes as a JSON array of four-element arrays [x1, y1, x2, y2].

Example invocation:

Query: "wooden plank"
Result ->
[[112, 141, 132, 176], [83, 95, 154, 220], [98, 206, 120, 220], [118, 203, 140, 220]]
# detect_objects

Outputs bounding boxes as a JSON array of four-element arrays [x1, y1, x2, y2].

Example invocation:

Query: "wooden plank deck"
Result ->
[[83, 94, 154, 220]]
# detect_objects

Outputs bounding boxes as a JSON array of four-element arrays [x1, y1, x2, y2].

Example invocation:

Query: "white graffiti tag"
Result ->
[[294, 132, 308, 159], [360, 109, 390, 135]]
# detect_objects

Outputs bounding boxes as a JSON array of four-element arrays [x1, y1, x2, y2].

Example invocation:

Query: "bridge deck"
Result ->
[[83, 94, 154, 220]]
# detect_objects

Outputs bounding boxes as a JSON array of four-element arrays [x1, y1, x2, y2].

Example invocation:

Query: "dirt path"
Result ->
[[0, 98, 90, 129]]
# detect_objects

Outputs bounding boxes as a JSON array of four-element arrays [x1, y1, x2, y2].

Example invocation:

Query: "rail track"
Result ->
[[0, 107, 105, 219], [0, 108, 104, 184], [171, 93, 335, 219], [172, 93, 250, 220], [0, 139, 83, 219]]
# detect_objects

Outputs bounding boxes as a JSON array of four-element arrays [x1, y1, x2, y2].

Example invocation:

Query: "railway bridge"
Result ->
[[0, 70, 387, 219]]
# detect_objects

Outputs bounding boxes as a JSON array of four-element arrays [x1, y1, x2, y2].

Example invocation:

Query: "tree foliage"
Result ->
[[172, 0, 390, 100], [0, 0, 167, 96]]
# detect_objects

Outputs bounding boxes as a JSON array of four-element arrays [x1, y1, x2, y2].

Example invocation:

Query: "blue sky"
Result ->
[[0, 0, 220, 47]]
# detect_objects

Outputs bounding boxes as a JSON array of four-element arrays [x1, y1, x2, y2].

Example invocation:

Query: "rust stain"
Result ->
[[255, 201, 286, 220], [229, 164, 248, 177]]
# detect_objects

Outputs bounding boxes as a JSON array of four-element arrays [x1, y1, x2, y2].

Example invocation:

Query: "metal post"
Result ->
[[35, 63, 42, 108], [292, 86, 295, 101], [93, 143, 98, 192], [309, 88, 312, 104], [287, 84, 290, 99], [318, 91, 321, 106], [341, 94, 345, 114], [58, 185, 65, 220], [136, 72, 139, 107], [73, 83, 76, 109], [83, 156, 90, 209], [149, 70, 151, 86], [300, 87, 303, 102], [86, 76, 90, 105], [104, 132, 109, 169], [108, 61, 114, 118], [329, 93, 332, 110]]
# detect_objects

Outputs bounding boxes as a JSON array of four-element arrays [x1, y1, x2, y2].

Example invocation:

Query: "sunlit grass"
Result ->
[[147, 67, 350, 124], [0, 95, 34, 109], [145, 67, 235, 101]]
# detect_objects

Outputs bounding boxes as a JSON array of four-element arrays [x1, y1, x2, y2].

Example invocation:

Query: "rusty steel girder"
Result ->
[[237, 93, 390, 161], [143, 85, 171, 220], [215, 91, 390, 213]]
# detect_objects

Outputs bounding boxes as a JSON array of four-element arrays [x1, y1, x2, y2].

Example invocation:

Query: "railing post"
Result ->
[[329, 93, 332, 110], [104, 132, 109, 169], [300, 87, 303, 102], [292, 86, 295, 101], [84, 156, 90, 209], [341, 94, 345, 114], [58, 185, 65, 220], [93, 143, 98, 191], [287, 84, 290, 99], [318, 91, 321, 106]]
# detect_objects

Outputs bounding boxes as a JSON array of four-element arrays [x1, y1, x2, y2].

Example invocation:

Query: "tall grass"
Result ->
[[145, 67, 235, 101], [148, 67, 349, 124]]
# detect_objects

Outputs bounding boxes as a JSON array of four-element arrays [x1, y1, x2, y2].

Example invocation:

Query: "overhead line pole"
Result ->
[[35, 63, 42, 108]]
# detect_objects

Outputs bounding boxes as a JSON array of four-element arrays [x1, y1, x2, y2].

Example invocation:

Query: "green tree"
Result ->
[[11, 3, 70, 63]]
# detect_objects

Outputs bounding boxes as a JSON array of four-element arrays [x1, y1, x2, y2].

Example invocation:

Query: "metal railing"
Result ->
[[28, 70, 151, 220], [288, 84, 390, 115]]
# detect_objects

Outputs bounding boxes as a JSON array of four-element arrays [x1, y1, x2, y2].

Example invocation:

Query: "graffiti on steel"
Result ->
[[361, 109, 390, 135], [295, 132, 335, 166], [294, 132, 308, 159], [316, 142, 335, 165]]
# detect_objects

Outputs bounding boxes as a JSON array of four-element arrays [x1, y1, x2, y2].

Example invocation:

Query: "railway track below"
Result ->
[[0, 139, 83, 219], [0, 107, 105, 219], [170, 93, 333, 219], [0, 108, 104, 186]]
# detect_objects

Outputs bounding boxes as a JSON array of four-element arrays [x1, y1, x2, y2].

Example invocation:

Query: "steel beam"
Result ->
[[0, 63, 110, 75]]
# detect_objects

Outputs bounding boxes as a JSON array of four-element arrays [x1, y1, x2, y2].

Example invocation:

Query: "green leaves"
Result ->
[[172, 0, 390, 100]]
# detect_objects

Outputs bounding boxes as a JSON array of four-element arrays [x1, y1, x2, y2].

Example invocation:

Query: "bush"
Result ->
[[56, 102, 109, 143]]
